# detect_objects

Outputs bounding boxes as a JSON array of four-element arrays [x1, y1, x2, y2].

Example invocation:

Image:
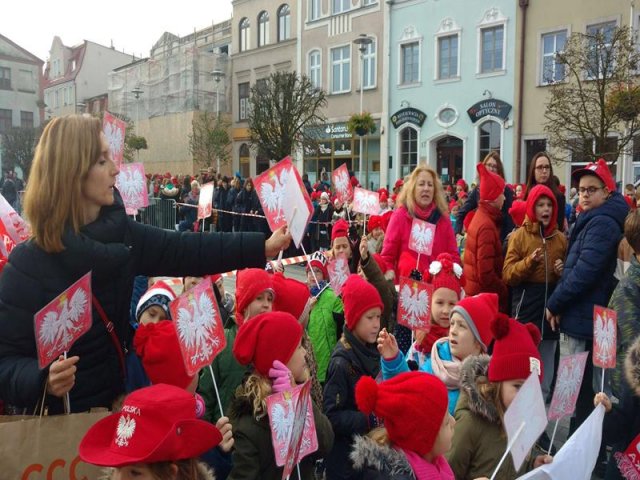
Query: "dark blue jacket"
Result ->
[[547, 192, 628, 339]]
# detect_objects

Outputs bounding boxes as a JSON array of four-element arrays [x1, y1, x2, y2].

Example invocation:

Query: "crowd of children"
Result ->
[[62, 155, 640, 480]]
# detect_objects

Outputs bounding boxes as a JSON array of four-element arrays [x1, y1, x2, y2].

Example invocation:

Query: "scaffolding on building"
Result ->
[[107, 21, 231, 121]]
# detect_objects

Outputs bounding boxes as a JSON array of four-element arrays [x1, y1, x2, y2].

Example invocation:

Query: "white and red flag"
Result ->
[[103, 111, 126, 170]]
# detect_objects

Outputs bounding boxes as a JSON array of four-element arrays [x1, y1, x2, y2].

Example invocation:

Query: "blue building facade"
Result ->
[[386, 0, 517, 187]]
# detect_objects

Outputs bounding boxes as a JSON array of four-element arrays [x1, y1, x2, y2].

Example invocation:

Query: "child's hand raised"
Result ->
[[215, 416, 235, 453], [269, 360, 295, 393], [533, 454, 553, 468], [594, 392, 612, 412], [359, 237, 369, 261], [377, 328, 399, 360]]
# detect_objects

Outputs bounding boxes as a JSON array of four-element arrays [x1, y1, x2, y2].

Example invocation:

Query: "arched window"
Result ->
[[239, 18, 250, 52], [278, 4, 291, 42], [478, 120, 501, 161], [400, 127, 418, 177], [308, 50, 321, 89], [258, 11, 269, 47]]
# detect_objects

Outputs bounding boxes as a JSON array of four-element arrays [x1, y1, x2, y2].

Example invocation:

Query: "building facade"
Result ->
[[300, 0, 386, 190], [231, 0, 299, 178], [44, 37, 134, 118], [108, 22, 232, 175], [0, 34, 44, 174], [0, 34, 43, 133], [518, 0, 634, 186], [387, 0, 517, 187]]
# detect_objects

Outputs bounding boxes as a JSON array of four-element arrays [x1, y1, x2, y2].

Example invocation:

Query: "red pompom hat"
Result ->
[[394, 178, 404, 189], [331, 219, 349, 243], [355, 372, 448, 456], [367, 215, 383, 232], [342, 274, 384, 331], [233, 312, 303, 377], [235, 268, 274, 327], [133, 320, 193, 389], [456, 179, 468, 190], [450, 293, 498, 352], [79, 384, 222, 467], [272, 272, 310, 320], [478, 163, 506, 202], [488, 314, 543, 382], [508, 200, 527, 228], [427, 253, 465, 297], [379, 192, 389, 203]]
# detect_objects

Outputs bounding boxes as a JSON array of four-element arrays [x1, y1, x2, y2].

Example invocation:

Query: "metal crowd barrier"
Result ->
[[139, 197, 177, 230]]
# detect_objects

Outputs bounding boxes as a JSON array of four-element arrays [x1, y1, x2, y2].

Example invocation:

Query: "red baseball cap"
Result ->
[[572, 158, 616, 192], [79, 384, 221, 467]]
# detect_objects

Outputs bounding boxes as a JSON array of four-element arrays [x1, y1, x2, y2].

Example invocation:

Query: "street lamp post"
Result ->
[[353, 34, 373, 185], [132, 85, 144, 161], [211, 68, 225, 175]]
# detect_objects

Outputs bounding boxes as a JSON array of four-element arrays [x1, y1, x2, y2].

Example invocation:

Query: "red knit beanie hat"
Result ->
[[133, 320, 194, 389], [478, 163, 506, 202], [342, 274, 383, 331], [355, 372, 448, 456], [427, 253, 465, 297], [232, 312, 303, 377], [368, 215, 383, 232], [508, 200, 527, 228], [235, 268, 274, 327], [136, 280, 176, 322], [331, 219, 349, 243], [272, 272, 310, 320], [307, 251, 329, 280], [488, 314, 543, 382], [450, 293, 498, 352]]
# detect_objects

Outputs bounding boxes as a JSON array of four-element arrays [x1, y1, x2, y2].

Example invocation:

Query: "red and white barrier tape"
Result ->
[[218, 254, 310, 278]]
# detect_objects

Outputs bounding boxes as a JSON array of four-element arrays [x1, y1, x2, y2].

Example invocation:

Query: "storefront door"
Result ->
[[436, 136, 463, 185]]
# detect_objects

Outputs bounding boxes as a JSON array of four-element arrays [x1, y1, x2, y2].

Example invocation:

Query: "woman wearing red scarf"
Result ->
[[380, 165, 459, 281]]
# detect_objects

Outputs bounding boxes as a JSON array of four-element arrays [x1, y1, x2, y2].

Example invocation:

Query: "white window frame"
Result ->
[[585, 17, 619, 80], [476, 116, 504, 161], [476, 8, 507, 77], [434, 18, 462, 82], [239, 18, 251, 52], [309, 0, 321, 21], [362, 38, 377, 90], [258, 11, 269, 47], [308, 49, 322, 89], [278, 4, 291, 42], [397, 25, 422, 87], [362, 0, 377, 5], [238, 82, 250, 121], [330, 44, 351, 94], [397, 125, 420, 179], [332, 0, 350, 15], [537, 26, 570, 86]]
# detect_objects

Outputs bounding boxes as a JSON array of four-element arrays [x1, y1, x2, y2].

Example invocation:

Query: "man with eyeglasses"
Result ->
[[545, 158, 628, 437]]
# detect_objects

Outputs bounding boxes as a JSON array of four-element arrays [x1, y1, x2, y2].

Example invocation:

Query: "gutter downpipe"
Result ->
[[516, 0, 529, 183]]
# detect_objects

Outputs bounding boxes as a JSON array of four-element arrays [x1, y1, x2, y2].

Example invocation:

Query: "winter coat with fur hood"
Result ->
[[350, 435, 415, 479], [446, 355, 536, 480]]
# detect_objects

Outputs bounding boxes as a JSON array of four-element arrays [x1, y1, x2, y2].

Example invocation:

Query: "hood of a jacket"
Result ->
[[459, 354, 501, 425], [625, 334, 640, 397], [525, 185, 557, 237], [350, 435, 414, 477]]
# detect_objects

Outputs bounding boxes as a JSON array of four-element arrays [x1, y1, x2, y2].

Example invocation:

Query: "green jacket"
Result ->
[[228, 393, 334, 480], [198, 319, 250, 424], [447, 355, 537, 480], [308, 287, 343, 383]]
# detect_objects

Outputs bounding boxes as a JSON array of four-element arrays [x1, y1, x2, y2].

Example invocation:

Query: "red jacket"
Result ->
[[463, 202, 508, 312], [380, 205, 459, 279]]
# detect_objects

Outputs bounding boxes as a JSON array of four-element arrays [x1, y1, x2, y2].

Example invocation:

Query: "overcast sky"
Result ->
[[1, 1, 233, 63]]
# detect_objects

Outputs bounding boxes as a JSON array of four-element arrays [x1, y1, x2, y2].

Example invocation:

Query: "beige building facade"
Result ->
[[516, 0, 634, 186], [108, 22, 232, 175], [300, 0, 386, 189], [231, 0, 299, 178]]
